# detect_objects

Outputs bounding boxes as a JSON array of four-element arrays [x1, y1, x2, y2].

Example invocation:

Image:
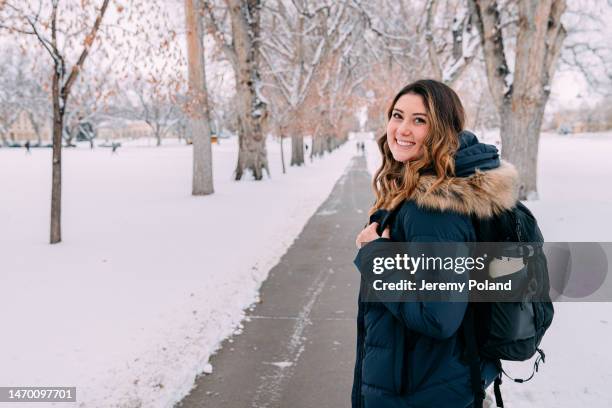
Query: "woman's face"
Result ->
[[386, 93, 429, 163]]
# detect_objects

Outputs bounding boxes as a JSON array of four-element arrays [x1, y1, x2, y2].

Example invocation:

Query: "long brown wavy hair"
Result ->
[[370, 79, 465, 215]]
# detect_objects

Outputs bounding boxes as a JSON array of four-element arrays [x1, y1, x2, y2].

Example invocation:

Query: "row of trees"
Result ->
[[0, 47, 210, 148], [1, 0, 611, 244]]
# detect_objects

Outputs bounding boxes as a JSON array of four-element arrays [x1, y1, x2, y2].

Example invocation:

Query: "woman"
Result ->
[[352, 79, 519, 408]]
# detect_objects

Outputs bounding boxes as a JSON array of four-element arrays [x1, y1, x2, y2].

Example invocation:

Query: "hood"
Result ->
[[410, 130, 519, 219], [454, 130, 500, 177]]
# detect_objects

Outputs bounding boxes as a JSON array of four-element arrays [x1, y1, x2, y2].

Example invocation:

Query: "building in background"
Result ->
[[1, 110, 51, 143], [97, 119, 153, 140]]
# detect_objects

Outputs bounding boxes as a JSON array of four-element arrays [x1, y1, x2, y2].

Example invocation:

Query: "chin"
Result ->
[[391, 151, 412, 163]]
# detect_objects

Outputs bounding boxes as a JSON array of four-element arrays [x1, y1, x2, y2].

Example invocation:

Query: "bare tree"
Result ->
[[63, 71, 116, 147], [263, 91, 290, 173], [351, 0, 427, 76], [472, 0, 567, 199], [261, 0, 358, 166], [186, 0, 214, 195], [558, 0, 612, 94], [422, 0, 480, 84], [203, 0, 269, 180], [309, 31, 366, 157], [110, 9, 187, 148], [119, 78, 180, 146], [1, 0, 111, 243], [350, 0, 432, 134]]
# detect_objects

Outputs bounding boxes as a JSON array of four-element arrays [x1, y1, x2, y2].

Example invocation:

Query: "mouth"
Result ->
[[396, 138, 415, 147]]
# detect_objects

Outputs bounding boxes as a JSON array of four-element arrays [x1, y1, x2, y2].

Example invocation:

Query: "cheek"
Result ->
[[415, 127, 429, 148], [386, 122, 396, 139], [386, 125, 397, 147]]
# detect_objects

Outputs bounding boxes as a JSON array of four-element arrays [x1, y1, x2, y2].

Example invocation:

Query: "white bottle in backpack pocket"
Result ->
[[489, 256, 525, 278]]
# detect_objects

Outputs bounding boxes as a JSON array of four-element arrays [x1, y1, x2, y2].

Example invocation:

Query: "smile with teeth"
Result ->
[[396, 138, 415, 147]]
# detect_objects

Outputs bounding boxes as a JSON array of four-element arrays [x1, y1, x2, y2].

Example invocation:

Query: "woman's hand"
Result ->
[[355, 222, 390, 249]]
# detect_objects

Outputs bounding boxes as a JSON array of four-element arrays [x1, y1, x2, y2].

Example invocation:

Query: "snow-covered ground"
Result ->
[[365, 131, 612, 407], [502, 132, 612, 407], [0, 136, 355, 408]]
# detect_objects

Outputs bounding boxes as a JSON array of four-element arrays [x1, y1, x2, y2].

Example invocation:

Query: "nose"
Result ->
[[397, 120, 412, 136]]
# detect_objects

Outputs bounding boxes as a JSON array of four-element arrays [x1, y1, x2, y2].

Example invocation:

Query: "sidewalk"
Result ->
[[177, 155, 373, 408]]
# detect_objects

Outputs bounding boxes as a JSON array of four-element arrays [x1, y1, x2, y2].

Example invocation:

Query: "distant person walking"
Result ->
[[24, 140, 31, 154]]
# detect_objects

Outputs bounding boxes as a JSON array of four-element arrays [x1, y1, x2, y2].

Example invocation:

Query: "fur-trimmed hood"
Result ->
[[409, 131, 519, 219], [411, 160, 519, 219]]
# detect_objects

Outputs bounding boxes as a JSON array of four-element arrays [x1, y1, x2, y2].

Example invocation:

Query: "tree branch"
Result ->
[[424, 0, 443, 80], [472, 0, 512, 107], [201, 0, 238, 71], [62, 0, 110, 98], [544, 0, 567, 87]]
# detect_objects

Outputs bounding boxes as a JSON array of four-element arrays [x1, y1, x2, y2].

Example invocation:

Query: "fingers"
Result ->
[[356, 223, 373, 249], [381, 227, 390, 238], [355, 230, 363, 249], [356, 222, 385, 249]]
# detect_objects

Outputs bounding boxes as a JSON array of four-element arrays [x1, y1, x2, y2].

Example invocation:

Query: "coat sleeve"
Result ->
[[354, 211, 473, 340]]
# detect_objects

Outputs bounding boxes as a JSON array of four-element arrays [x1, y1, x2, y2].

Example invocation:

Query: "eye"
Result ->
[[415, 117, 426, 125], [392, 112, 403, 120]]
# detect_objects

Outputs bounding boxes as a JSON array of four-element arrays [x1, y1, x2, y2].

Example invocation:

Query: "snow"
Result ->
[[493, 132, 612, 407], [366, 131, 612, 407], [264, 361, 293, 369], [0, 136, 354, 408]]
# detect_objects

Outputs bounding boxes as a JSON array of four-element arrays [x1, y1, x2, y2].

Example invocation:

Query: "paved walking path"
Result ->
[[177, 155, 372, 408]]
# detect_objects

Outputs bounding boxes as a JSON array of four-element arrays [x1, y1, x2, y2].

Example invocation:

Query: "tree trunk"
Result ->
[[50, 73, 63, 244], [63, 127, 75, 147], [190, 117, 214, 193], [28, 112, 43, 145], [312, 134, 324, 157], [504, 0, 566, 199], [155, 128, 162, 146], [228, 0, 269, 180], [310, 129, 318, 163], [186, 0, 214, 195], [235, 115, 268, 180], [280, 133, 286, 174], [290, 134, 304, 166], [499, 102, 545, 199], [473, 0, 566, 199], [326, 135, 337, 153]]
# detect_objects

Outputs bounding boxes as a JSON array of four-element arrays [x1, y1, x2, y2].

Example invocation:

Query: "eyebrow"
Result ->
[[393, 108, 427, 116]]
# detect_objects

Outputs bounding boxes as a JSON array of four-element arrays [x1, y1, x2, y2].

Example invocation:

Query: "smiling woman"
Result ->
[[352, 79, 518, 408]]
